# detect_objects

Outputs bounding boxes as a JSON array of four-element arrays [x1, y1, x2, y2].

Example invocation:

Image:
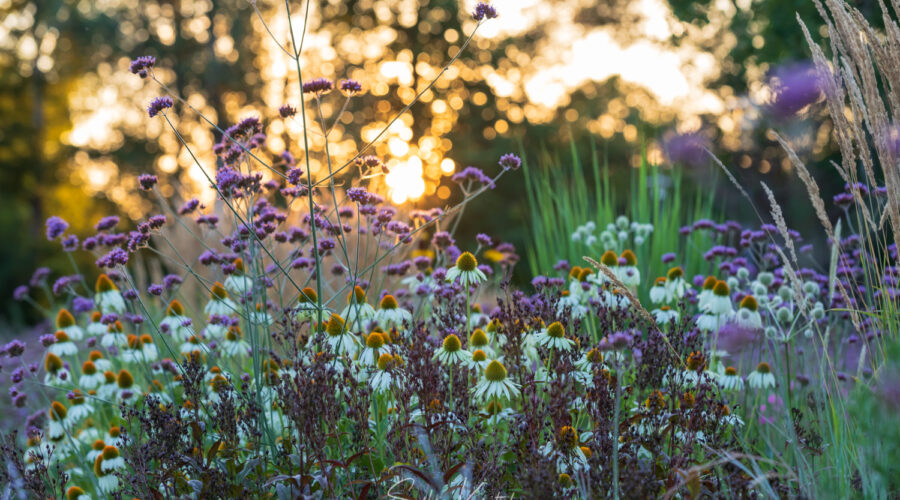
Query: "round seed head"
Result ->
[[298, 287, 317, 303], [210, 282, 228, 300], [366, 332, 385, 349], [469, 328, 489, 347], [620, 249, 637, 266], [472, 349, 487, 362], [166, 299, 185, 316], [739, 295, 758, 311], [379, 294, 398, 309], [600, 250, 618, 266], [702, 276, 718, 290], [546, 321, 565, 338], [56, 309, 75, 328], [484, 360, 507, 381], [45, 353, 63, 373], [95, 274, 116, 293], [455, 251, 478, 272], [117, 369, 134, 388], [442, 334, 462, 352], [377, 353, 394, 370], [667, 267, 684, 280], [756, 361, 771, 374], [713, 280, 730, 296]]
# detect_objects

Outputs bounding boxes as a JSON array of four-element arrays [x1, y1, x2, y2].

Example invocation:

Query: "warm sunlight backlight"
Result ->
[[440, 158, 455, 173], [386, 157, 426, 204]]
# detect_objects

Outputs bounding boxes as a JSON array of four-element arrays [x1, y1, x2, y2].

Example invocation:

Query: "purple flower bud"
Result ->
[[95, 216, 120, 231], [138, 173, 158, 190], [45, 216, 69, 241], [148, 96, 174, 118], [498, 153, 521, 170], [129, 55, 156, 78], [39, 335, 57, 347], [473, 2, 499, 21]]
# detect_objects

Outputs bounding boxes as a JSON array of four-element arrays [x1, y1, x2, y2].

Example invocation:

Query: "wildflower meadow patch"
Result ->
[[3, 0, 900, 498]]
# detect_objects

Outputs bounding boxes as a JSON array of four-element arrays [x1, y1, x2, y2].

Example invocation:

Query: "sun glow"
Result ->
[[385, 156, 426, 204]]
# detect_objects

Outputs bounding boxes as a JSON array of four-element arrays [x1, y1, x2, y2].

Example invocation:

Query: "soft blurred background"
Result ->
[[1, 0, 862, 327]]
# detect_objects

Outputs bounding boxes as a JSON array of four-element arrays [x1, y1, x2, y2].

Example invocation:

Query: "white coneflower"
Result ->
[[370, 353, 398, 393], [65, 486, 91, 500], [55, 309, 84, 341], [141, 335, 158, 360], [617, 249, 640, 288], [115, 369, 141, 405], [66, 390, 93, 423], [95, 446, 124, 492], [445, 251, 487, 287], [97, 371, 118, 400], [665, 267, 688, 301], [340, 286, 376, 328], [204, 282, 238, 316], [466, 349, 492, 371], [696, 276, 718, 311], [222, 326, 250, 357], [48, 401, 69, 439], [249, 302, 274, 326], [535, 321, 575, 351], [89, 350, 112, 372], [471, 360, 520, 402], [733, 296, 763, 330], [324, 313, 360, 357], [180, 335, 205, 355], [86, 311, 107, 338], [719, 366, 744, 391], [467, 303, 488, 329], [43, 353, 70, 386], [556, 291, 588, 318], [79, 360, 104, 390], [223, 258, 253, 296], [121, 335, 146, 363], [652, 306, 680, 324], [357, 331, 388, 367], [94, 274, 125, 314], [468, 328, 495, 358], [293, 287, 324, 320], [159, 300, 193, 342], [570, 267, 595, 302], [599, 288, 631, 310], [705, 280, 734, 315], [49, 331, 78, 357], [747, 362, 775, 389], [86, 438, 106, 463], [374, 294, 412, 329], [100, 320, 128, 348], [574, 348, 604, 373], [679, 351, 707, 387], [433, 334, 472, 366], [649, 277, 668, 304]]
